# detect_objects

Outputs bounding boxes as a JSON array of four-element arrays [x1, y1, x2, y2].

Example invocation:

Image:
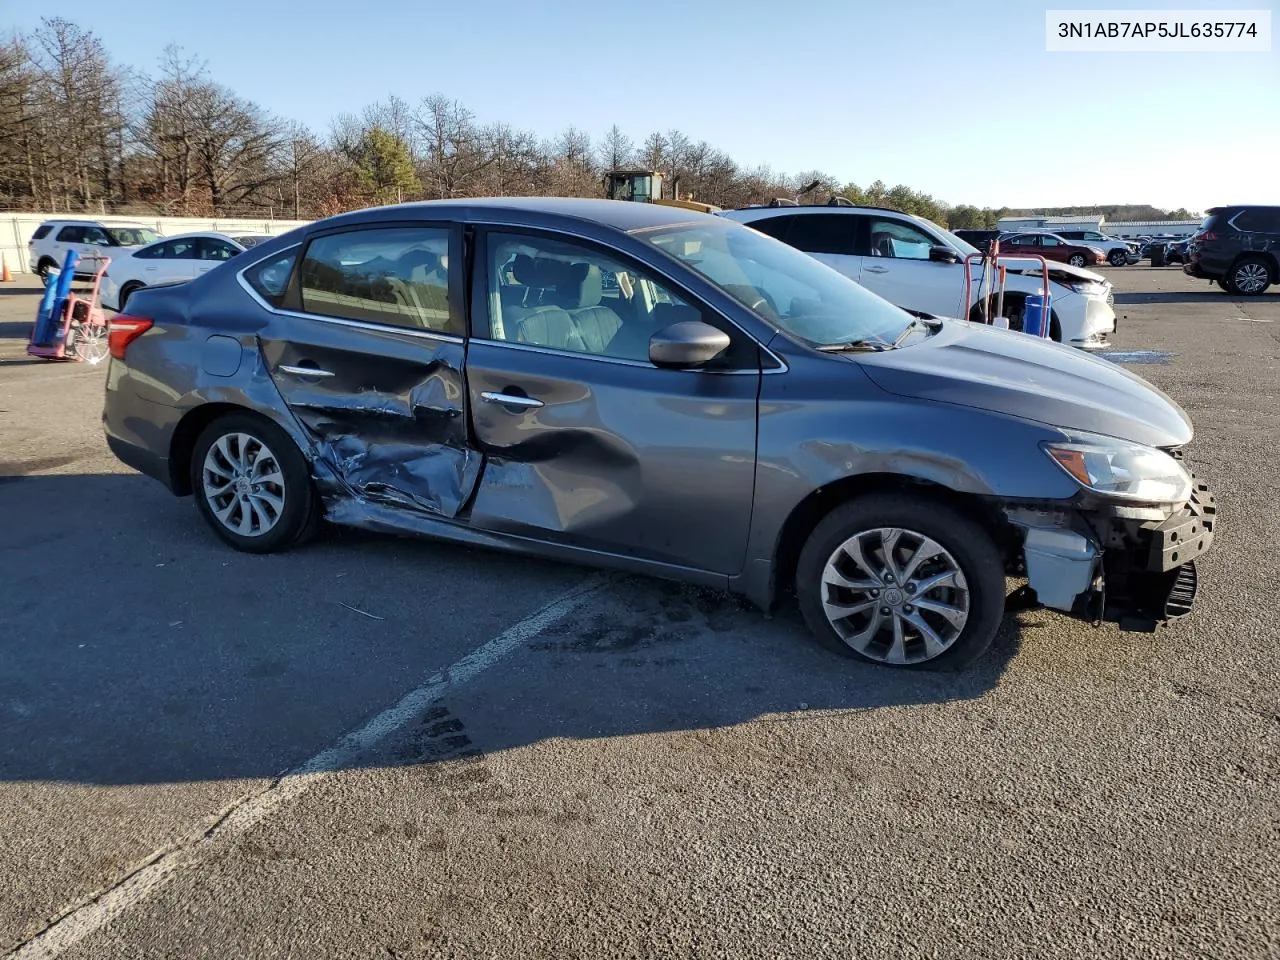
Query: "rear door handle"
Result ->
[[278, 364, 335, 378], [481, 391, 543, 409], [863, 265, 890, 274]]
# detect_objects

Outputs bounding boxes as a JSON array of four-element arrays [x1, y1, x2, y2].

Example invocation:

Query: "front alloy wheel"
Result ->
[[1068, 254, 1087, 267], [1108, 249, 1128, 266], [796, 494, 1006, 670], [819, 528, 969, 664]]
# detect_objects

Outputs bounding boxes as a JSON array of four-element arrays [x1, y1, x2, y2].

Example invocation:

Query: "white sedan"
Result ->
[[101, 232, 249, 311]]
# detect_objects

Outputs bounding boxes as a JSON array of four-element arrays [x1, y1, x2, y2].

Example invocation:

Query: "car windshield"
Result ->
[[107, 227, 160, 246], [636, 219, 913, 347], [916, 218, 980, 257]]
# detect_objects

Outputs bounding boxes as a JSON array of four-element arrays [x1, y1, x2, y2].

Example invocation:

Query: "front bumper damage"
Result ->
[[1006, 473, 1217, 631]]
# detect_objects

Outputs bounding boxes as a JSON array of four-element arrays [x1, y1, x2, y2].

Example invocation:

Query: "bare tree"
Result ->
[[24, 18, 126, 209], [414, 94, 492, 198], [596, 124, 633, 171], [282, 122, 326, 217]]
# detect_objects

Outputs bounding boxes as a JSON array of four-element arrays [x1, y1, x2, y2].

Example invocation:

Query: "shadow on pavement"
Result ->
[[0, 473, 1024, 788], [1112, 290, 1233, 305], [0, 320, 35, 340]]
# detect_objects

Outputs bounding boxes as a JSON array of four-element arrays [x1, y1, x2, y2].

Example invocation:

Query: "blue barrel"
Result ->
[[1023, 292, 1050, 338]]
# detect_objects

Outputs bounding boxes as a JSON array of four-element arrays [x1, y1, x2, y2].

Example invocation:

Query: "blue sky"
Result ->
[[8, 0, 1278, 212]]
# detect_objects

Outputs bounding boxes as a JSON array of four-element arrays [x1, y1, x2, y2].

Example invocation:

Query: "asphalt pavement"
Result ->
[[1, 267, 1277, 959]]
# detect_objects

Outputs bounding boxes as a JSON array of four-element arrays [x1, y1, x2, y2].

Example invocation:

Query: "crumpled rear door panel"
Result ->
[[259, 324, 479, 520]]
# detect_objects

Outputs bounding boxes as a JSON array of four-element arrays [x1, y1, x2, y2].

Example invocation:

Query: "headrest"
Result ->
[[511, 254, 539, 284], [555, 261, 602, 309], [396, 247, 439, 273]]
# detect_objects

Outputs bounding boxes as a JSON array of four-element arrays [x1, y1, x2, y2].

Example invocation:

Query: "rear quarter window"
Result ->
[[31, 225, 52, 240], [1234, 209, 1280, 233], [244, 250, 298, 307]]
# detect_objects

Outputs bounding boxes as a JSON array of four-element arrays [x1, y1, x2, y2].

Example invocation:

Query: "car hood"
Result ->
[[995, 256, 1107, 285], [853, 321, 1192, 448]]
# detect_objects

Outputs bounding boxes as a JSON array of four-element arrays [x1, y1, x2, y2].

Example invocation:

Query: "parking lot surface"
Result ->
[[2, 269, 1278, 959]]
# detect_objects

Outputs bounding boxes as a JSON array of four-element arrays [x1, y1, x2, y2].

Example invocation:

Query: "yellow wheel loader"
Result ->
[[603, 169, 721, 214]]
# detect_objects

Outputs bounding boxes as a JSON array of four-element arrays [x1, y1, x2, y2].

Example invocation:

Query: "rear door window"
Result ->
[[785, 215, 859, 256], [745, 215, 796, 243], [143, 238, 200, 259], [299, 226, 459, 333], [56, 226, 84, 242]]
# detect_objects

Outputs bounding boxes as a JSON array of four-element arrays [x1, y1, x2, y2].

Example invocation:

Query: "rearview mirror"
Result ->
[[649, 320, 731, 368], [929, 244, 960, 263]]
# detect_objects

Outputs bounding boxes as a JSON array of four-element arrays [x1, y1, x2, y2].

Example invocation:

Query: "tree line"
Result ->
[[0, 18, 1197, 228]]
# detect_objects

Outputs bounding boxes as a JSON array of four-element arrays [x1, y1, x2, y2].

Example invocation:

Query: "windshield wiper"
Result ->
[[816, 337, 894, 353], [891, 316, 941, 348]]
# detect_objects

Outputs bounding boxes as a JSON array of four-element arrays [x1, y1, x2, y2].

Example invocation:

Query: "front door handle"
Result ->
[[278, 364, 335, 378], [481, 391, 543, 410], [863, 265, 890, 274]]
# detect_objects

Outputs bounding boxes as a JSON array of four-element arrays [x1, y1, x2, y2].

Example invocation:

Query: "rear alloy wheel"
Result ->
[[1108, 249, 1128, 266], [1226, 257, 1272, 296], [797, 494, 1006, 670], [1068, 253, 1087, 267], [190, 413, 318, 553]]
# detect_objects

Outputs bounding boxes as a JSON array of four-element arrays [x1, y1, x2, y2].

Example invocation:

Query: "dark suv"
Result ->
[[1184, 205, 1280, 295]]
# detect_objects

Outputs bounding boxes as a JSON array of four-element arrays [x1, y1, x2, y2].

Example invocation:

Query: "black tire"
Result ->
[[1107, 249, 1128, 267], [1068, 254, 1087, 267], [189, 412, 320, 554], [118, 281, 143, 311], [36, 257, 56, 278], [796, 493, 1006, 670], [971, 294, 1025, 332], [1225, 256, 1273, 296]]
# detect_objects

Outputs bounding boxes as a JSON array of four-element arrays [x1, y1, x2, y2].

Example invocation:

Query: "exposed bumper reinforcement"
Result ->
[[1014, 476, 1216, 632]]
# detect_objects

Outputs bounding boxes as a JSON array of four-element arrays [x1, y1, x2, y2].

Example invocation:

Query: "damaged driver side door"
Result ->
[[256, 223, 481, 519]]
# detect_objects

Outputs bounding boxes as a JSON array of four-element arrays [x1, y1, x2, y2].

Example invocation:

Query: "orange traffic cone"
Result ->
[[1, 252, 12, 282]]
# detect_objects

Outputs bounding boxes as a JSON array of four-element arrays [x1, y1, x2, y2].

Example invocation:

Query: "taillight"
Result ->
[[108, 315, 153, 360]]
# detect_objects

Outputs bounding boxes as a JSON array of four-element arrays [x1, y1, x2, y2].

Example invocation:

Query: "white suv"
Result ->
[[28, 219, 162, 279], [719, 205, 1116, 350]]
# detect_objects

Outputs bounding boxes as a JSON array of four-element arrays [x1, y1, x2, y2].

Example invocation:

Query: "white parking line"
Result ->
[[6, 576, 609, 960]]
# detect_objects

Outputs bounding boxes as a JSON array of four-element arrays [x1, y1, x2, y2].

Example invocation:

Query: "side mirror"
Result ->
[[649, 320, 731, 368], [929, 244, 960, 263]]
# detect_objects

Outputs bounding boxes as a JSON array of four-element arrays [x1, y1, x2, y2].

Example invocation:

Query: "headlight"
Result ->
[[1042, 432, 1192, 504], [1065, 281, 1104, 294]]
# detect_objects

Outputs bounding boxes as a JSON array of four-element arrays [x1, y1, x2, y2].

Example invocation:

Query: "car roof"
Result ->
[[721, 205, 915, 221], [314, 197, 710, 234], [147, 231, 241, 243], [40, 218, 150, 227]]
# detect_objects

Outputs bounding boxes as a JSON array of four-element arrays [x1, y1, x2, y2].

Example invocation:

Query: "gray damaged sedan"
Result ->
[[102, 198, 1217, 668]]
